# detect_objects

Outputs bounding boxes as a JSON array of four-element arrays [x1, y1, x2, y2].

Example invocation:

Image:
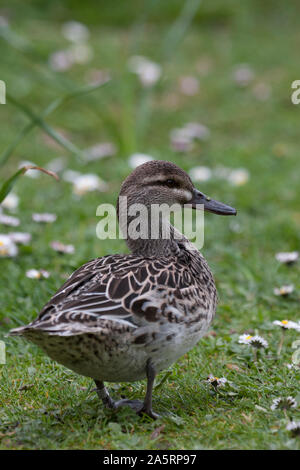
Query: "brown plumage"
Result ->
[[10, 160, 236, 418]]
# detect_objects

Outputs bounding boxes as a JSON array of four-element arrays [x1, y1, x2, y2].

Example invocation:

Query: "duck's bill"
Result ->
[[187, 189, 237, 216]]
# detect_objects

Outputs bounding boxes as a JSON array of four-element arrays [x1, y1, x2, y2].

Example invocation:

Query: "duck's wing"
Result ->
[[10, 252, 214, 337]]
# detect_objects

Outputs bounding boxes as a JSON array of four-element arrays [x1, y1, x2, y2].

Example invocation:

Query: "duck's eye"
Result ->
[[165, 179, 177, 188]]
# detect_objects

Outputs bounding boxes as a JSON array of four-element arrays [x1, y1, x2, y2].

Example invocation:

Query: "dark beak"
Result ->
[[187, 189, 237, 216]]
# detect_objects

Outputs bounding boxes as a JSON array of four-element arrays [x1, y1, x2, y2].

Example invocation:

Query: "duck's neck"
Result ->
[[118, 200, 186, 257]]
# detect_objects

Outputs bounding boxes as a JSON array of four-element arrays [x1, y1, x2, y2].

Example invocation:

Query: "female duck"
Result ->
[[10, 160, 236, 418]]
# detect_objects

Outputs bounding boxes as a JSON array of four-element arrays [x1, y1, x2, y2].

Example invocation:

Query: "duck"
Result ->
[[10, 160, 236, 418]]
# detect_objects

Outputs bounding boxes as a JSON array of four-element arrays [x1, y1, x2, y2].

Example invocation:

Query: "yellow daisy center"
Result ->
[[281, 320, 288, 325]]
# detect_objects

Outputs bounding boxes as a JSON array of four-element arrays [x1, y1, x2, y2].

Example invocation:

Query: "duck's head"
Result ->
[[119, 160, 237, 216]]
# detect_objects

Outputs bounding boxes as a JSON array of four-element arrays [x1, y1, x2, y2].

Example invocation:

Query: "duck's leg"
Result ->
[[94, 380, 116, 409], [94, 360, 159, 419], [94, 380, 143, 413], [137, 359, 159, 419]]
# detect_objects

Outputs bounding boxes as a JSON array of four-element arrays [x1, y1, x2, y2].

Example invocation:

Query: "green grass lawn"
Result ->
[[0, 0, 300, 450]]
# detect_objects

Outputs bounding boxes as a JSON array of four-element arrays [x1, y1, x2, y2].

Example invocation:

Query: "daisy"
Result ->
[[227, 168, 250, 186], [8, 232, 32, 245], [128, 153, 153, 169], [128, 56, 161, 88], [170, 128, 193, 153], [275, 251, 299, 265], [50, 241, 75, 254], [238, 334, 254, 345], [32, 213, 57, 223], [61, 21, 90, 43], [26, 269, 50, 280], [189, 166, 212, 182], [274, 285, 294, 296], [1, 193, 19, 211], [273, 320, 300, 331], [238, 334, 268, 361], [49, 49, 74, 71], [85, 142, 117, 162], [0, 234, 18, 257], [273, 320, 300, 356], [286, 421, 300, 436], [271, 396, 297, 411], [248, 336, 268, 349], [206, 374, 227, 388], [0, 214, 20, 227], [233, 64, 254, 87], [72, 174, 108, 195], [184, 122, 210, 141]]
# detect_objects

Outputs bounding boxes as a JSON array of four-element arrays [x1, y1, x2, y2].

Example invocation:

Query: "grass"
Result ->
[[0, 0, 300, 450]]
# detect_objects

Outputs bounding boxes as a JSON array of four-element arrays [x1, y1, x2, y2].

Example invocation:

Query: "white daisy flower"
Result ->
[[206, 374, 227, 388], [286, 421, 300, 436], [128, 56, 161, 87], [0, 234, 18, 257], [128, 153, 154, 169], [72, 174, 108, 195], [233, 64, 254, 87], [249, 336, 268, 349], [239, 334, 268, 349], [274, 285, 294, 296], [273, 320, 300, 331], [1, 193, 19, 211], [85, 142, 117, 162], [287, 363, 300, 371], [32, 213, 57, 223], [61, 21, 90, 43], [8, 232, 31, 245], [50, 241, 75, 254], [0, 214, 20, 227], [170, 128, 194, 153], [189, 166, 212, 182], [26, 269, 50, 279], [184, 122, 210, 141], [179, 76, 199, 96], [49, 49, 74, 71], [275, 251, 299, 265], [271, 397, 297, 411], [238, 334, 253, 344], [227, 168, 250, 186]]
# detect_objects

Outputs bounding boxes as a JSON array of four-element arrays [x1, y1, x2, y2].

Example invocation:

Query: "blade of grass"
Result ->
[[6, 94, 87, 162], [0, 165, 58, 203], [0, 79, 110, 167], [162, 0, 202, 60]]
